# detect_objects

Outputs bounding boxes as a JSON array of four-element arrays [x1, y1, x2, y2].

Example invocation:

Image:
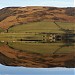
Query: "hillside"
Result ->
[[0, 6, 75, 68], [0, 6, 75, 29], [0, 45, 75, 68]]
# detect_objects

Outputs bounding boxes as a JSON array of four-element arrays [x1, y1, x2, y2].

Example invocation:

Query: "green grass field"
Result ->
[[0, 28, 4, 32], [8, 21, 75, 33], [0, 42, 4, 46], [0, 33, 43, 41], [0, 21, 74, 54], [8, 42, 74, 54]]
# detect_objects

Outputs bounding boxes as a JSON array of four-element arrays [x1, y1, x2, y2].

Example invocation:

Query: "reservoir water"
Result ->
[[0, 64, 74, 75]]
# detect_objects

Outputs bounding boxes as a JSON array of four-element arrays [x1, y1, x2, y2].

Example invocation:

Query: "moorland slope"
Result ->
[[0, 6, 75, 29]]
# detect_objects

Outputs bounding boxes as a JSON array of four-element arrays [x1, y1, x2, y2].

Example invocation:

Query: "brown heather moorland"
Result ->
[[0, 45, 75, 68], [0, 6, 75, 68], [0, 6, 75, 29]]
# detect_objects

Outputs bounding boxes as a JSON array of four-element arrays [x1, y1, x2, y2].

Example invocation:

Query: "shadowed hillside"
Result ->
[[0, 6, 75, 29]]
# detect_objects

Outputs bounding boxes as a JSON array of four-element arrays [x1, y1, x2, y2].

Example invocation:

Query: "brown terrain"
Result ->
[[0, 6, 75, 29], [0, 44, 75, 68], [0, 6, 75, 68]]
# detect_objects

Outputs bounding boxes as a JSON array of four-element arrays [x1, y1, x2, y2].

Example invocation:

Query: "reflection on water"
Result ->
[[0, 40, 75, 68], [0, 25, 75, 67]]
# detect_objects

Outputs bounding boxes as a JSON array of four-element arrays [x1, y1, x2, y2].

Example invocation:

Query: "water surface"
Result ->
[[0, 64, 74, 75]]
